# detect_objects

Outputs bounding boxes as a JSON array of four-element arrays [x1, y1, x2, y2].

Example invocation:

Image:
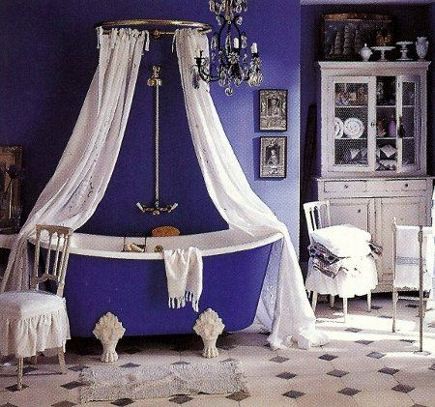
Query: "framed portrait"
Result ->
[[260, 137, 287, 178], [259, 89, 288, 131], [0, 145, 23, 233]]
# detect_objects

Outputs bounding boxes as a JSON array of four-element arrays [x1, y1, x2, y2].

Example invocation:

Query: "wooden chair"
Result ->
[[304, 200, 374, 322], [0, 225, 73, 390]]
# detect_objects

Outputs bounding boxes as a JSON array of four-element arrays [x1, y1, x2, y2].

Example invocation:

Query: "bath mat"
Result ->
[[79, 360, 246, 403]]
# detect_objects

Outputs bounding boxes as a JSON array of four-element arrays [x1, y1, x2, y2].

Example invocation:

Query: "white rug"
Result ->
[[79, 360, 246, 403]]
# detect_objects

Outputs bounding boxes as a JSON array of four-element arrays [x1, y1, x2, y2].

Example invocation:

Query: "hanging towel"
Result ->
[[163, 247, 203, 312], [394, 226, 434, 291]]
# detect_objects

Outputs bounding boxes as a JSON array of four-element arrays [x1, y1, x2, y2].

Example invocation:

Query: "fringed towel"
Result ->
[[394, 226, 434, 291], [163, 247, 203, 312]]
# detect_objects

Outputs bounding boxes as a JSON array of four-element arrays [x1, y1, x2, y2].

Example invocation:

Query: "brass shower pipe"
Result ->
[[95, 18, 212, 39]]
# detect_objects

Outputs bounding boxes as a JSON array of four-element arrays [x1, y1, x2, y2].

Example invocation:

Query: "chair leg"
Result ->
[[367, 292, 372, 312], [392, 290, 398, 333], [17, 357, 23, 390], [343, 298, 348, 324], [311, 291, 318, 312], [329, 295, 335, 308], [57, 347, 67, 374]]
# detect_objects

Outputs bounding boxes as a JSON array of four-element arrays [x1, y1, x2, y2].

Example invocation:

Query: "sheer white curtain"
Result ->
[[1, 29, 146, 292], [175, 29, 328, 349]]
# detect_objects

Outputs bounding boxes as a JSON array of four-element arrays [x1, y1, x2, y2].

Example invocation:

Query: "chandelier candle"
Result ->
[[195, 0, 263, 95]]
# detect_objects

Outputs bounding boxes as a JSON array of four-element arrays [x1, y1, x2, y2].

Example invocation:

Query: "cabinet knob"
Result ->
[[404, 183, 409, 188], [370, 120, 376, 128], [344, 184, 349, 189], [357, 209, 361, 213]]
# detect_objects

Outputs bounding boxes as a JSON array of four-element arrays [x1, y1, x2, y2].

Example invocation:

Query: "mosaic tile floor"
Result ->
[[1, 295, 434, 407]]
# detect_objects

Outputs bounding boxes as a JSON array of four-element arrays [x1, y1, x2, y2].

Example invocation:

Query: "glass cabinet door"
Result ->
[[397, 75, 420, 173], [330, 77, 375, 172], [375, 76, 398, 173]]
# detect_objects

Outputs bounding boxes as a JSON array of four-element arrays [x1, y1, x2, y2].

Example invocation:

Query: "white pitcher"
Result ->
[[415, 37, 429, 60]]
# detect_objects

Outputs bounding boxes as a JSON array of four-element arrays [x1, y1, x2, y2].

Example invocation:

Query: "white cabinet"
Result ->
[[315, 62, 432, 292], [319, 62, 430, 178]]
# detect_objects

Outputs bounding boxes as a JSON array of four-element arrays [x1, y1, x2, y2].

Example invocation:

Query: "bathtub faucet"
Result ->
[[136, 201, 178, 216]]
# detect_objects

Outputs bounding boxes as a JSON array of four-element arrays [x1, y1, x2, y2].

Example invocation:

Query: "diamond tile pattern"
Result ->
[[169, 395, 194, 404], [319, 354, 338, 361], [269, 356, 289, 363], [283, 390, 305, 399], [60, 381, 86, 390], [6, 384, 29, 392], [355, 340, 374, 345], [371, 305, 382, 310], [119, 362, 141, 368], [367, 351, 386, 359], [111, 399, 135, 406], [338, 387, 361, 396], [226, 391, 250, 401], [276, 372, 297, 380], [378, 367, 399, 375], [327, 369, 349, 377], [3, 296, 434, 407], [51, 402, 77, 407], [392, 384, 415, 393], [345, 327, 362, 333]]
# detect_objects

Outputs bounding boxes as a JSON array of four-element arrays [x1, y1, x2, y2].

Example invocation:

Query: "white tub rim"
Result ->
[[28, 229, 283, 260]]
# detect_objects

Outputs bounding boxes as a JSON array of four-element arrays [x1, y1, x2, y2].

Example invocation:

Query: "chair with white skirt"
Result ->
[[392, 220, 434, 351], [304, 200, 378, 322], [0, 225, 73, 390]]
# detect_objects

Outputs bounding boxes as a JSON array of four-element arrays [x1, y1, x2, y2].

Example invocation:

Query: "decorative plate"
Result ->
[[380, 144, 397, 158], [334, 117, 344, 138], [344, 118, 365, 138]]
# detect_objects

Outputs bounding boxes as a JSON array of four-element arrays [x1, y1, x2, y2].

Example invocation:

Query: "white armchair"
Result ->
[[0, 225, 73, 390]]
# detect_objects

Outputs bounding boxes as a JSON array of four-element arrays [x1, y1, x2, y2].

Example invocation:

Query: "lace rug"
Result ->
[[80, 360, 246, 403]]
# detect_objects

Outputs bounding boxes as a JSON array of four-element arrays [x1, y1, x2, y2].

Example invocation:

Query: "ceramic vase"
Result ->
[[415, 37, 428, 60], [360, 44, 373, 62]]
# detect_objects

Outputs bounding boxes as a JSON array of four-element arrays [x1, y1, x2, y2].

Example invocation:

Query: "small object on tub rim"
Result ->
[[152, 226, 181, 237]]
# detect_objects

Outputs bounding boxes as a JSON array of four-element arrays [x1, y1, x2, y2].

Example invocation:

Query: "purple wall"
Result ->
[[0, 1, 301, 246], [430, 4, 435, 176]]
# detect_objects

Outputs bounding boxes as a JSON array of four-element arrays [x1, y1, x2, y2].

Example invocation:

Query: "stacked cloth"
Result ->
[[305, 224, 379, 298], [394, 225, 434, 292], [163, 247, 203, 312], [309, 224, 381, 279]]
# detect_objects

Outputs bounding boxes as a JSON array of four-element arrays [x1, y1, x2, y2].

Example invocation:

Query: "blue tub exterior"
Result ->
[[64, 243, 273, 337]]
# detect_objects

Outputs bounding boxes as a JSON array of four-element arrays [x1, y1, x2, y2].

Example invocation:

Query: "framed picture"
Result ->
[[260, 137, 287, 178], [0, 145, 23, 233], [259, 89, 288, 131], [321, 13, 393, 61]]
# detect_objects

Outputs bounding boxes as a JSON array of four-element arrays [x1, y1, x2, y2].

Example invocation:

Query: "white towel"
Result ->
[[311, 224, 372, 257], [394, 226, 434, 291], [163, 247, 203, 312]]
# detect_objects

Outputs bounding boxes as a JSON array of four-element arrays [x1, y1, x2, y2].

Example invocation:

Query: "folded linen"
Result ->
[[311, 224, 372, 257], [163, 247, 203, 312], [394, 226, 434, 291]]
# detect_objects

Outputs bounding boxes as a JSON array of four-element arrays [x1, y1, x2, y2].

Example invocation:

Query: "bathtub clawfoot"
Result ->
[[93, 312, 126, 363], [193, 308, 225, 358]]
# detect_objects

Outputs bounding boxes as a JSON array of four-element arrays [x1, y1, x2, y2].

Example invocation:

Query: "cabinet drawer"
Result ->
[[367, 180, 427, 193], [324, 181, 367, 194]]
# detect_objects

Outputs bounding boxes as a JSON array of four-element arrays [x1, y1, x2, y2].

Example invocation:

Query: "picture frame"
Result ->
[[260, 137, 287, 178], [259, 89, 288, 131], [0, 145, 23, 233], [321, 13, 394, 61]]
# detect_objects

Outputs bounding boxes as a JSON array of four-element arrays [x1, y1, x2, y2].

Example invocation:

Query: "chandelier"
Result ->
[[194, 0, 263, 95]]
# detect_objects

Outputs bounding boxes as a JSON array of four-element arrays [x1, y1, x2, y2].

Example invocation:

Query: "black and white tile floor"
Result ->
[[1, 295, 434, 407]]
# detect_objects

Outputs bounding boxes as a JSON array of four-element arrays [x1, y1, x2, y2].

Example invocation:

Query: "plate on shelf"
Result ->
[[334, 117, 344, 138], [343, 118, 365, 138]]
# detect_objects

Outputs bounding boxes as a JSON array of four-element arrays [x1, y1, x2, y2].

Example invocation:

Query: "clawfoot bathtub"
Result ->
[[60, 230, 281, 337]]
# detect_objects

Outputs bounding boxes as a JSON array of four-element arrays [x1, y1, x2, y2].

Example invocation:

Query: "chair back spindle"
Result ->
[[303, 200, 331, 244], [31, 225, 73, 297]]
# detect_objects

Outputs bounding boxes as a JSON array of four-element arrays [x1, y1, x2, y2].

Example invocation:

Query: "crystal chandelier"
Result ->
[[194, 0, 263, 96]]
